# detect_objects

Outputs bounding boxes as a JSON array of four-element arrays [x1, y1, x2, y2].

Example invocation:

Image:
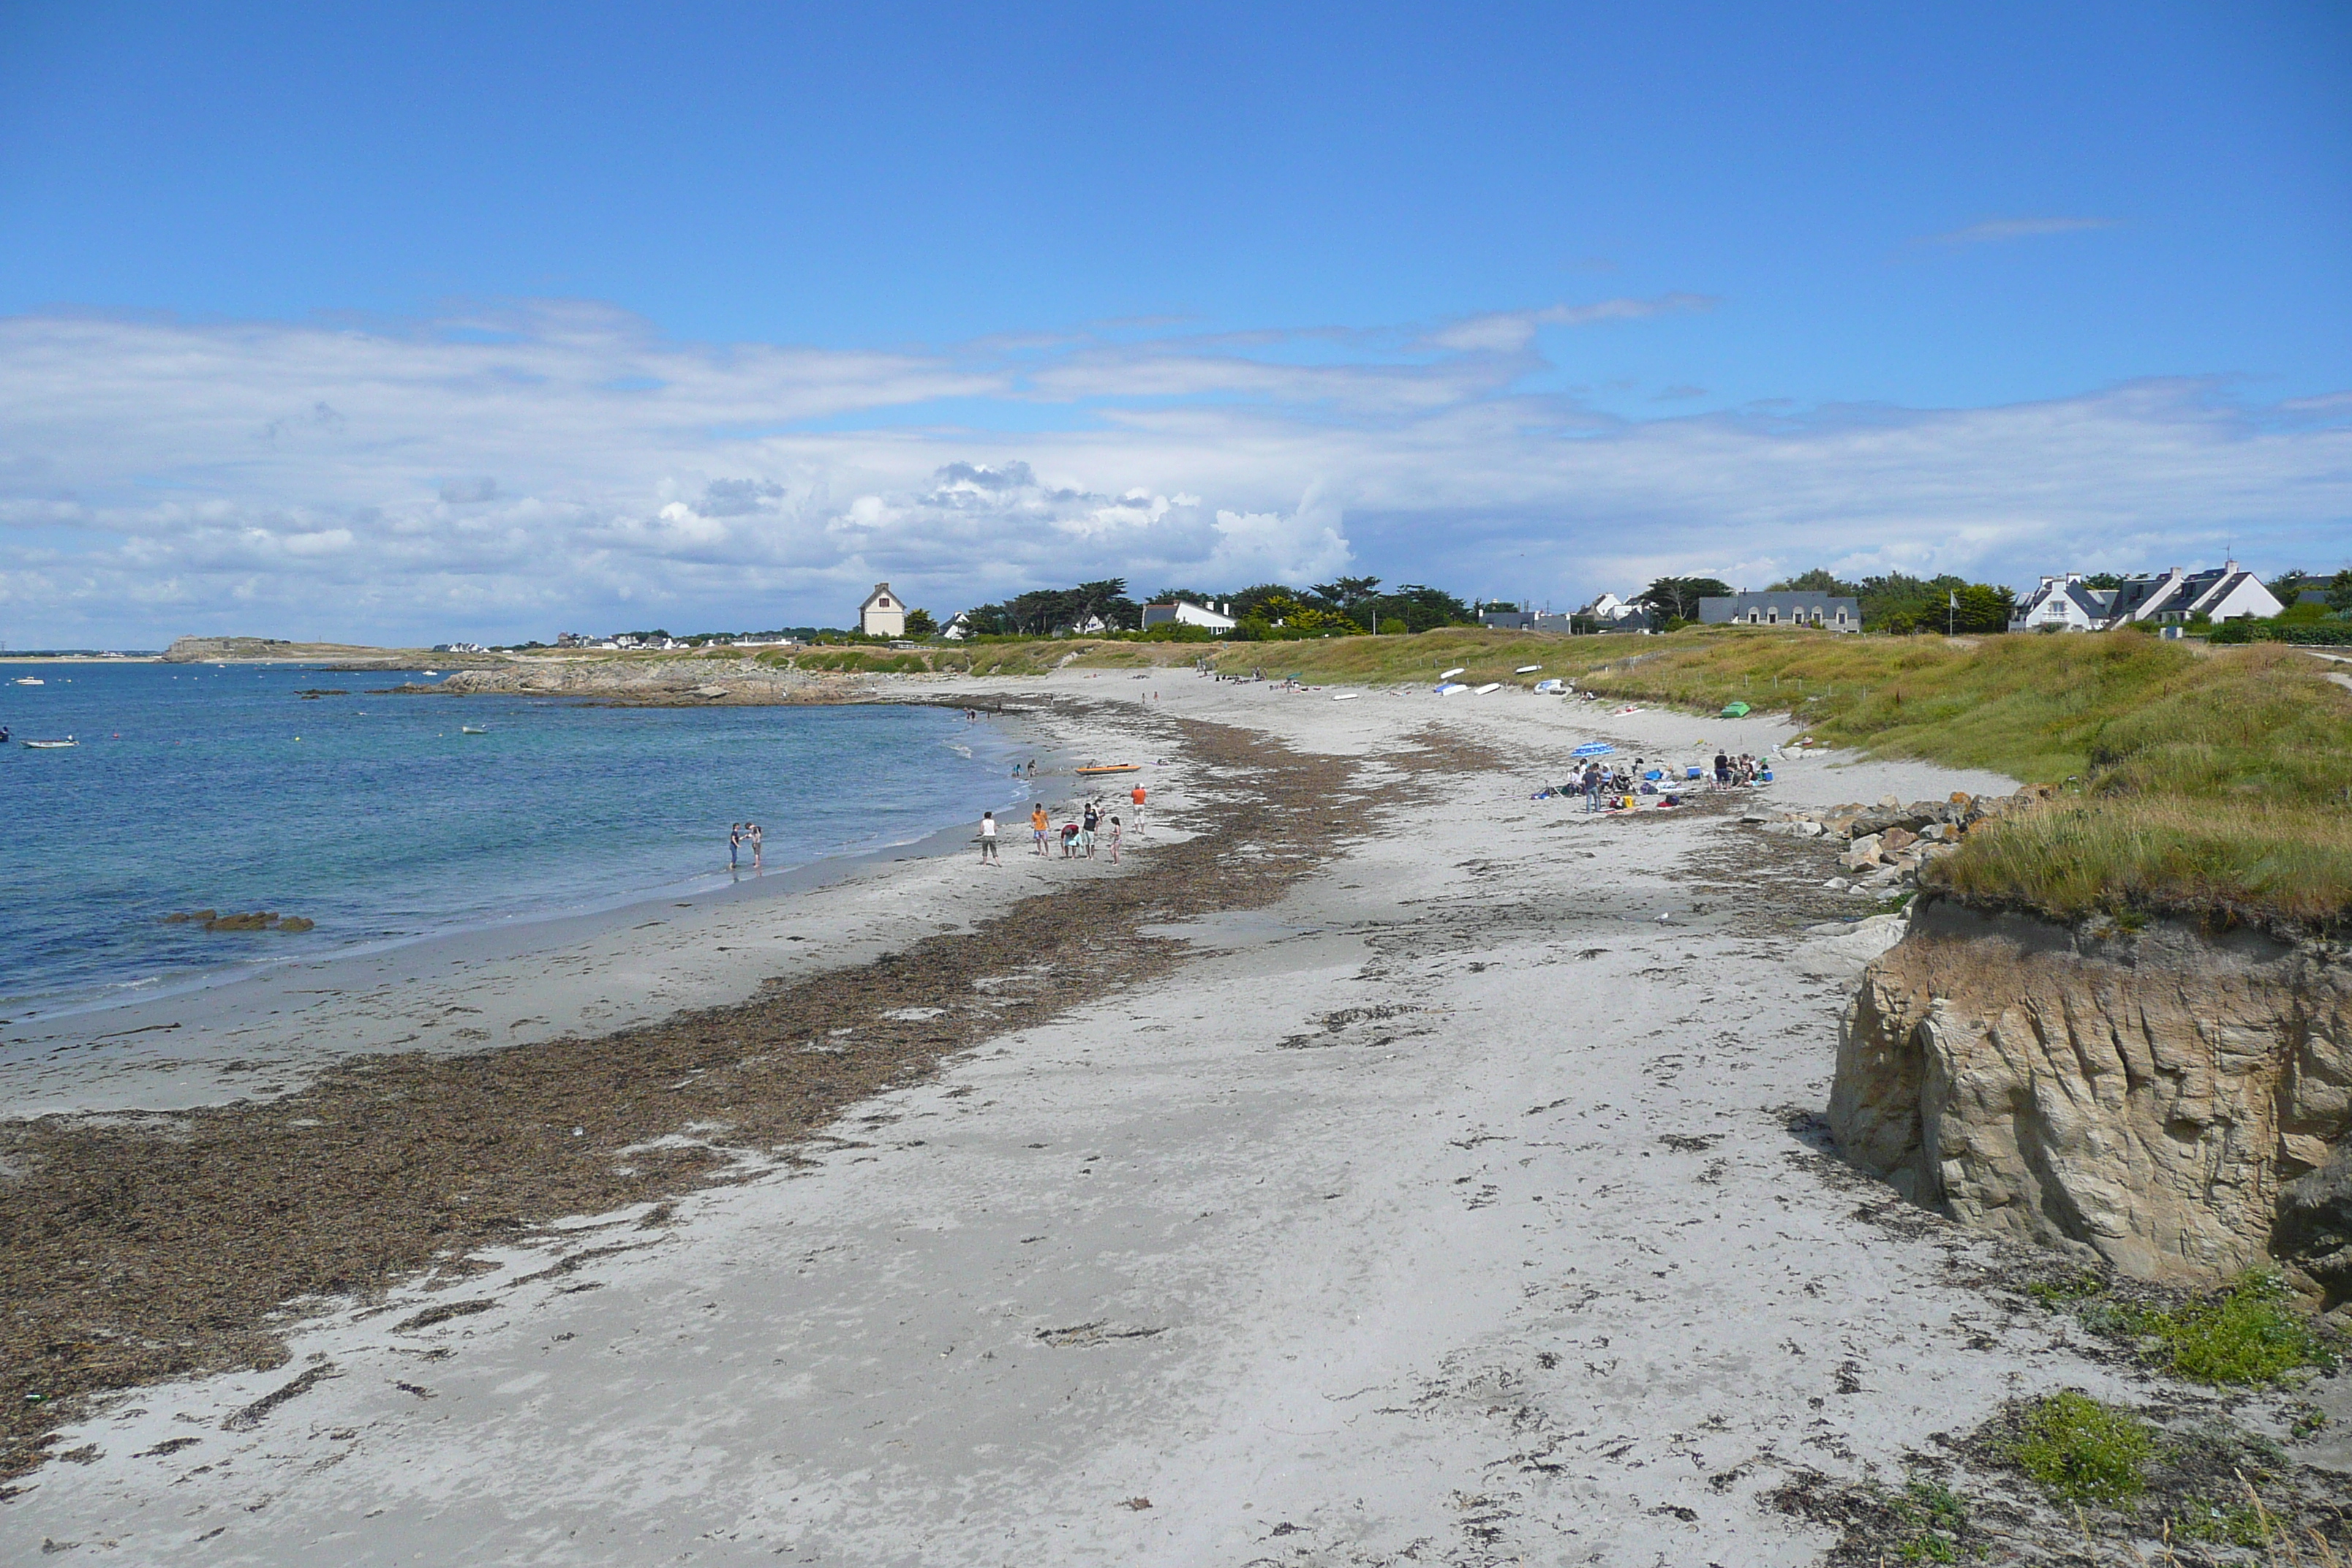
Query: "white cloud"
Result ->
[[1420, 293, 1716, 355], [1921, 216, 2119, 246], [0, 301, 2342, 644]]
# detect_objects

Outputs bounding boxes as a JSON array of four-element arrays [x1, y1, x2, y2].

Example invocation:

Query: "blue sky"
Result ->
[[1, 1, 2346, 644]]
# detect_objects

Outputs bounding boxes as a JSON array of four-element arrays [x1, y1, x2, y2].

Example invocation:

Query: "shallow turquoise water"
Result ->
[[0, 664, 1030, 1017]]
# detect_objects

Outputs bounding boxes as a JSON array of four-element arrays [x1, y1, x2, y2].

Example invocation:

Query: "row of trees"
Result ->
[[1616, 571, 2016, 633], [958, 580, 1142, 637], [1765, 570, 2019, 633], [955, 578, 1477, 639]]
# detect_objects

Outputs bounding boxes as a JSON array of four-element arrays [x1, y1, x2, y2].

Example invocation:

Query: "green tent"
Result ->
[[1719, 700, 1752, 717]]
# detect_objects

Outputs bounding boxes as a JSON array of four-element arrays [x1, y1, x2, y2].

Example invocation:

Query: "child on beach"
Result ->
[[1060, 821, 1080, 857], [1107, 814, 1122, 862], [750, 823, 763, 868], [1030, 803, 1049, 854], [979, 810, 999, 863]]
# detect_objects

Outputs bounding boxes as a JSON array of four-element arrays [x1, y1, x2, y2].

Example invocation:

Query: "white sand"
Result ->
[[7, 676, 2142, 1566]]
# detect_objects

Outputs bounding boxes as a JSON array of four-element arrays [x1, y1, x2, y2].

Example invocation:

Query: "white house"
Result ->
[[2010, 573, 2115, 632], [2012, 562, 2281, 632], [1140, 600, 1237, 633], [859, 583, 907, 638], [940, 611, 973, 641], [1583, 592, 1648, 624], [2106, 561, 2281, 625]]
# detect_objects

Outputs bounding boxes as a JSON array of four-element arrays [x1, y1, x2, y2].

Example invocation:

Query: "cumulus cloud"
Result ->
[[0, 299, 2342, 645]]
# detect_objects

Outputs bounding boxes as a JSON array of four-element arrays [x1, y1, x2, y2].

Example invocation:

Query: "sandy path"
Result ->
[[4, 675, 2125, 1565]]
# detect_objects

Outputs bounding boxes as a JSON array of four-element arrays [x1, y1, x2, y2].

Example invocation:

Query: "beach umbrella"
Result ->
[[1571, 741, 1615, 758]]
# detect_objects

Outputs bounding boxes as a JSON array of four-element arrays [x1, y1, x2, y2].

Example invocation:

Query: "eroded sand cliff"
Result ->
[[1832, 897, 2352, 1299]]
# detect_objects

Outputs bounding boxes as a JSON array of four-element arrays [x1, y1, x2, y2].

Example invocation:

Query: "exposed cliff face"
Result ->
[[1831, 898, 2352, 1297]]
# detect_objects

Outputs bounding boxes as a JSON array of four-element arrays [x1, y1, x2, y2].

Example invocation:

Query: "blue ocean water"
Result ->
[[0, 663, 1032, 1019]]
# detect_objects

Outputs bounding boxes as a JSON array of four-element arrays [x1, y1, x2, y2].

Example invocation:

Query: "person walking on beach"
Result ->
[[1107, 813, 1123, 863], [979, 810, 999, 864], [1582, 764, 1602, 813], [1130, 782, 1147, 835], [1081, 801, 1099, 857], [1030, 802, 1049, 854], [750, 822, 764, 868], [729, 823, 742, 868]]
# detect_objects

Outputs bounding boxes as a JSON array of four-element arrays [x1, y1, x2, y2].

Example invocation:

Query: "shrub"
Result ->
[[1379, 618, 1408, 636], [2124, 1272, 2334, 1385], [2007, 1392, 2153, 1506]]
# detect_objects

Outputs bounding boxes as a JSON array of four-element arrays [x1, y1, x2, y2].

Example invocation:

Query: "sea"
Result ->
[[0, 663, 1034, 1021]]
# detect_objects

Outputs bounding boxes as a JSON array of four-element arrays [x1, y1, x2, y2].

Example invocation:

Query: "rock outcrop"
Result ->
[[1831, 897, 2352, 1297], [429, 657, 831, 704]]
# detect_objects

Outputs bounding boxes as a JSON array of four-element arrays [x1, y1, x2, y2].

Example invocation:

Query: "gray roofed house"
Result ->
[[2013, 562, 2280, 631], [1697, 592, 1861, 632], [2010, 573, 2113, 631]]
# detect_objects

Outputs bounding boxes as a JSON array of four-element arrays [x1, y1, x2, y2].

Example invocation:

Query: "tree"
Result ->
[[1634, 576, 1733, 622], [903, 608, 938, 639], [2269, 568, 2310, 603], [1309, 575, 1384, 629], [2329, 569, 2352, 616], [1768, 568, 1863, 598], [1363, 584, 1474, 633], [2082, 572, 2126, 592], [1070, 578, 1140, 631], [1854, 573, 2013, 633]]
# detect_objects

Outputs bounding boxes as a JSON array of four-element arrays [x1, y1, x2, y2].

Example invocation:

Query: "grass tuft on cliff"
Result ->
[[2005, 1391, 2155, 1507], [2028, 1270, 2337, 1386]]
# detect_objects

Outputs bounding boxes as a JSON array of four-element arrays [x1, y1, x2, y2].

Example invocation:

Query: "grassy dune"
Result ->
[[722, 623, 2348, 927], [1550, 630, 2352, 929]]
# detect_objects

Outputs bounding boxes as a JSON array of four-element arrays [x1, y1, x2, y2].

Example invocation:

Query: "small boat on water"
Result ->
[[23, 736, 76, 749], [12, 676, 43, 686], [459, 725, 489, 735], [1074, 763, 1140, 776]]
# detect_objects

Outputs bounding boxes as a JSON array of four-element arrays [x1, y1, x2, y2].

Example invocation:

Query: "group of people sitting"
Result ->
[[1711, 750, 1765, 787], [1529, 750, 1769, 812]]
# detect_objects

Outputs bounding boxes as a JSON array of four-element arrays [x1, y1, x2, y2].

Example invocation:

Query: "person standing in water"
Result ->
[[750, 822, 764, 868], [728, 823, 742, 868], [979, 810, 999, 863]]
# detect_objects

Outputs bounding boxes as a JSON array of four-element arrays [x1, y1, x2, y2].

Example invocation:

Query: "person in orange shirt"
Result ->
[[1129, 783, 1147, 835], [1029, 802, 1049, 856]]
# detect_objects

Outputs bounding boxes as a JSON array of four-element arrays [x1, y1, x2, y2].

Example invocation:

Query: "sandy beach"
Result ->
[[3, 671, 2342, 1564]]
